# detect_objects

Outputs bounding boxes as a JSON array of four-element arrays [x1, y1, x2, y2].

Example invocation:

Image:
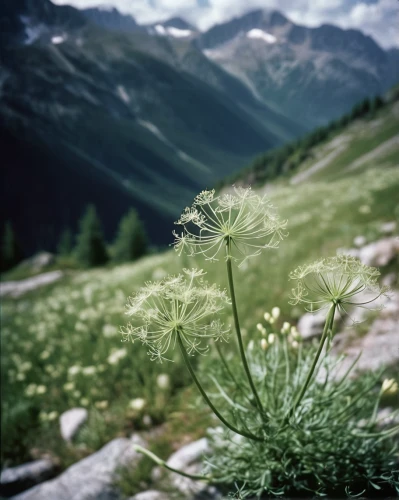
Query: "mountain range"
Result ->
[[1, 0, 398, 255]]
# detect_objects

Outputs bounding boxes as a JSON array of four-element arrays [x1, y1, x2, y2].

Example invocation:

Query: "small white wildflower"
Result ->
[[292, 340, 299, 349], [39, 411, 48, 422], [382, 378, 398, 395], [156, 374, 170, 390], [16, 373, 26, 381], [68, 366, 81, 376], [142, 414, 152, 426], [264, 312, 271, 322], [256, 323, 266, 335], [40, 351, 51, 360], [107, 348, 127, 365], [281, 321, 290, 334], [36, 385, 47, 395], [82, 366, 96, 376], [21, 362, 32, 372], [271, 307, 280, 319], [358, 205, 371, 214], [129, 398, 146, 411], [47, 411, 58, 421], [248, 340, 254, 351], [268, 334, 275, 344], [25, 384, 37, 396], [95, 400, 109, 409], [260, 338, 268, 351], [80, 398, 89, 406], [64, 382, 75, 391], [102, 324, 118, 338]]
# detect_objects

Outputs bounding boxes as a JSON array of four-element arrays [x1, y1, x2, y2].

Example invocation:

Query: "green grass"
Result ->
[[1, 105, 399, 491]]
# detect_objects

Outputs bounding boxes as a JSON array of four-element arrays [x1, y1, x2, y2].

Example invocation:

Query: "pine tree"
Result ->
[[113, 209, 148, 263], [1, 222, 23, 272], [57, 228, 73, 257], [74, 205, 108, 268]]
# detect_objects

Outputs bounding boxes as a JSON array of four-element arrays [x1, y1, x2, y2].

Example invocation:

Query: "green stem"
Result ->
[[287, 303, 336, 421], [133, 444, 211, 481], [225, 241, 264, 416], [214, 341, 253, 406], [177, 331, 263, 442]]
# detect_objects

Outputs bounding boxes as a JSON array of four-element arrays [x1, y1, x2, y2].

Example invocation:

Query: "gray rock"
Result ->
[[12, 435, 145, 500], [297, 311, 327, 339], [382, 272, 397, 288], [376, 407, 399, 428], [358, 237, 399, 267], [380, 221, 397, 235], [165, 439, 221, 499], [0, 271, 64, 298], [1, 459, 57, 497], [353, 235, 367, 248], [333, 291, 399, 374], [129, 491, 169, 500], [29, 252, 55, 271], [60, 408, 88, 442]]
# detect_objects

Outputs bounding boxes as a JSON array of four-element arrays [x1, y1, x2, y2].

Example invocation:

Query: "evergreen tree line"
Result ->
[[221, 94, 387, 188], [1, 205, 148, 272]]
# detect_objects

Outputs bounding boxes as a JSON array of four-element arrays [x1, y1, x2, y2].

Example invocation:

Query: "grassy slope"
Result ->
[[1, 102, 398, 474]]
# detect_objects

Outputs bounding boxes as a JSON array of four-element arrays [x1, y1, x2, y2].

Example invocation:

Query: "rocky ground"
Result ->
[[1, 230, 398, 500]]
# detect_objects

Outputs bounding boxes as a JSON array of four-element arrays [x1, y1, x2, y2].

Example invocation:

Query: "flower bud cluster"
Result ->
[[255, 307, 302, 351]]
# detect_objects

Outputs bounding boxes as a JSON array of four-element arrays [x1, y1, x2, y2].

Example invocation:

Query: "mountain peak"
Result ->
[[1, 0, 85, 47], [161, 17, 196, 31], [82, 6, 141, 33], [196, 9, 288, 50]]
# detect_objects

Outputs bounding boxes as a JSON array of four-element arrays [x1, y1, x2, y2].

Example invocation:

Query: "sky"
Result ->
[[51, 0, 399, 49]]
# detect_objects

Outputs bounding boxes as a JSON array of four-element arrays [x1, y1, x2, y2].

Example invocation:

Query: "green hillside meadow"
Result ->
[[1, 100, 399, 493]]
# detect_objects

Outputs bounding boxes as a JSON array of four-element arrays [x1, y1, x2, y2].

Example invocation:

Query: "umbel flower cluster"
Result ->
[[122, 186, 398, 497], [289, 255, 388, 317], [121, 269, 230, 362], [173, 187, 287, 266]]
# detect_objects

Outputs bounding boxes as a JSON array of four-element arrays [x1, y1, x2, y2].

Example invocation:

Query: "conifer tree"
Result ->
[[113, 208, 148, 263], [75, 205, 108, 267], [57, 228, 73, 257], [1, 222, 23, 272]]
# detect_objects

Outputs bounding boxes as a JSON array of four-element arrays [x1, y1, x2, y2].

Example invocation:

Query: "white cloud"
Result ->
[[51, 0, 398, 48]]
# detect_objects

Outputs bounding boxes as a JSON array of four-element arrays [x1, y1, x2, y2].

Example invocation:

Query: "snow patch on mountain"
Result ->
[[51, 35, 67, 45], [138, 120, 173, 146], [167, 27, 192, 38], [116, 85, 130, 104], [154, 25, 192, 38], [20, 16, 45, 45], [247, 29, 277, 44]]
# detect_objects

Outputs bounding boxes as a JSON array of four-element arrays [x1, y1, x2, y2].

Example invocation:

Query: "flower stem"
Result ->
[[133, 444, 211, 480], [286, 303, 336, 422], [225, 241, 264, 416], [177, 331, 263, 442], [214, 341, 253, 406]]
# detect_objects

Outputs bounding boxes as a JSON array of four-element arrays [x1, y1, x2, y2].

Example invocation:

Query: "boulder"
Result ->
[[358, 237, 399, 267], [129, 491, 169, 500], [379, 221, 397, 235], [333, 291, 399, 375], [60, 408, 88, 442], [297, 311, 327, 339], [0, 271, 64, 298], [0, 459, 58, 497], [164, 439, 221, 499], [12, 435, 145, 500]]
